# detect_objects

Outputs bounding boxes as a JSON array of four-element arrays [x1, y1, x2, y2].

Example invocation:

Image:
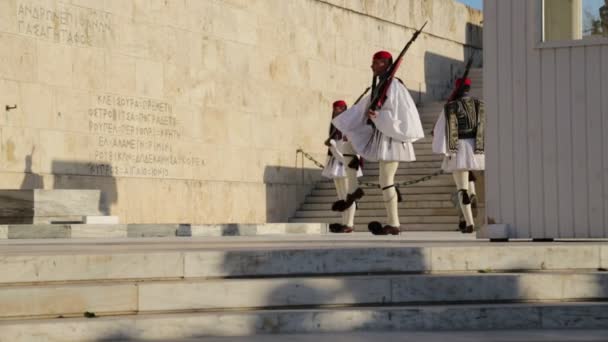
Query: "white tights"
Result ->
[[453, 170, 475, 227], [379, 161, 400, 227], [333, 142, 359, 227]]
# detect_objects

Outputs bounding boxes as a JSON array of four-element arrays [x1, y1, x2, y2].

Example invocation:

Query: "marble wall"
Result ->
[[0, 0, 482, 223]]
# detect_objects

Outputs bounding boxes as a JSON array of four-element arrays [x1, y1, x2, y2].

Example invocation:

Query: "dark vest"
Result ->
[[444, 96, 485, 154]]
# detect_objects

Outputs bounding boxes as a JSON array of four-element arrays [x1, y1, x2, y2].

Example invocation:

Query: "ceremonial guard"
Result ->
[[432, 77, 485, 233], [451, 172, 479, 232], [332, 50, 424, 235], [323, 100, 363, 233]]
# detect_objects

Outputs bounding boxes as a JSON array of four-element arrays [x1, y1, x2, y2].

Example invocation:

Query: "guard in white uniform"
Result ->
[[332, 51, 424, 235], [432, 77, 485, 233], [323, 100, 363, 233]]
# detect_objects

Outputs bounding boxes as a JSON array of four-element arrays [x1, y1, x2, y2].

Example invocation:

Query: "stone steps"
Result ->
[[304, 193, 452, 203], [326, 175, 455, 186], [420, 119, 439, 127], [304, 176, 463, 229], [2, 272, 608, 319], [412, 140, 436, 147], [362, 158, 443, 166], [360, 168, 443, 175], [405, 154, 444, 162], [301, 200, 455, 210], [362, 161, 443, 169], [332, 173, 452, 183], [294, 215, 459, 224], [293, 208, 459, 218], [311, 186, 455, 196], [2, 239, 604, 282], [411, 140, 433, 145], [2, 302, 608, 340], [0, 237, 606, 339], [332, 223, 458, 231], [289, 222, 468, 232], [403, 148, 439, 156], [378, 166, 438, 175], [291, 216, 459, 224]]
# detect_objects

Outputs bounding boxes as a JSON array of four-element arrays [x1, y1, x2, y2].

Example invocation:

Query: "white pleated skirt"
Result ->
[[348, 128, 416, 162], [441, 139, 485, 172], [322, 155, 364, 179]]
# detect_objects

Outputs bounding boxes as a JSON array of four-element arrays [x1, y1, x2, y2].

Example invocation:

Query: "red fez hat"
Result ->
[[455, 78, 472, 88], [373, 50, 392, 60], [332, 100, 347, 108]]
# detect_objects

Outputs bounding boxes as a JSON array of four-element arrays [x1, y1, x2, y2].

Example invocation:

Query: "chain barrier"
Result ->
[[296, 148, 326, 169], [296, 148, 445, 188]]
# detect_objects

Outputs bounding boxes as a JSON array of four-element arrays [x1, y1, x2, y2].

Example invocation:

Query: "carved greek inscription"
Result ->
[[87, 94, 203, 178], [17, 1, 113, 46]]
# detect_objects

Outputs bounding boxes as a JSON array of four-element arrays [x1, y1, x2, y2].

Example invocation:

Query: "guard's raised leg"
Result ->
[[453, 170, 475, 233]]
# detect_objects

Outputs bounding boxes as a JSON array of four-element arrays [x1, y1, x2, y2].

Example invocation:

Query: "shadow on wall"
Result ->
[[423, 22, 483, 102], [51, 160, 118, 215], [19, 147, 43, 189], [264, 163, 322, 223]]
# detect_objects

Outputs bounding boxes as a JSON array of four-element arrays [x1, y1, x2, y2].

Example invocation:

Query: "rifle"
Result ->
[[446, 52, 475, 103], [368, 21, 428, 114], [430, 53, 475, 136]]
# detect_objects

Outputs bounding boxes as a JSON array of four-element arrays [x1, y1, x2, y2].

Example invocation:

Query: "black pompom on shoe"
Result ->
[[329, 223, 343, 233], [331, 188, 365, 212], [368, 221, 386, 235], [329, 224, 354, 234], [463, 225, 475, 234], [459, 220, 467, 233]]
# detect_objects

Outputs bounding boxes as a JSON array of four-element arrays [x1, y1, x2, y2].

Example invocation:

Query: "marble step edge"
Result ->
[[289, 217, 461, 224], [298, 203, 486, 209], [0, 302, 606, 341], [292, 212, 478, 219], [0, 223, 329, 240], [1, 244, 605, 285], [288, 222, 465, 230], [1, 272, 607, 320], [298, 223, 465, 231], [311, 188, 456, 195]]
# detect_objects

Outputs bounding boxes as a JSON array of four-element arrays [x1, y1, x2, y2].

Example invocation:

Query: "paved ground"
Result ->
[[144, 330, 608, 342]]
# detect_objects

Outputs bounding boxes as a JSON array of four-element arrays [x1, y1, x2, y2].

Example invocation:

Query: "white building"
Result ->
[[484, 0, 608, 238]]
